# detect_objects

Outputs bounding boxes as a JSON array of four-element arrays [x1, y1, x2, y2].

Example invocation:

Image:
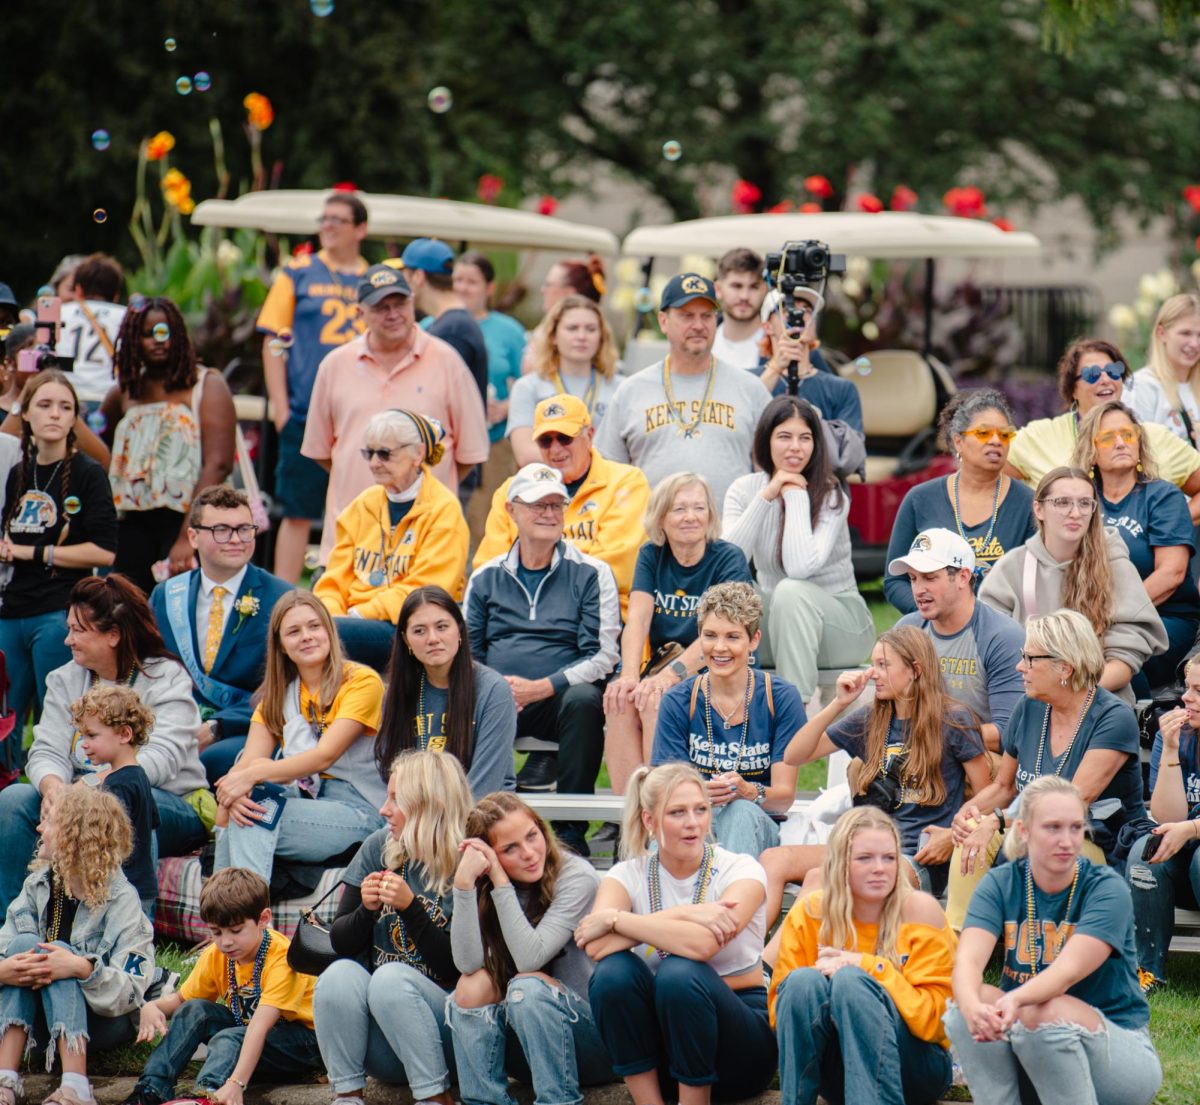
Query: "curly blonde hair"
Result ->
[[34, 786, 132, 911], [70, 685, 154, 749]]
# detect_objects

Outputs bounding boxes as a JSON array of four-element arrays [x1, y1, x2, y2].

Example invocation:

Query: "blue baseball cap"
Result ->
[[660, 272, 718, 311], [0, 284, 18, 311], [399, 238, 455, 274]]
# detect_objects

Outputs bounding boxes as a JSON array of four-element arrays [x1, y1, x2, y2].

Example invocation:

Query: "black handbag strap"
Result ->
[[303, 879, 346, 914]]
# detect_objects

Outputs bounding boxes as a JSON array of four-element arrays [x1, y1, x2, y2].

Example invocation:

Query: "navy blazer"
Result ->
[[150, 563, 293, 739]]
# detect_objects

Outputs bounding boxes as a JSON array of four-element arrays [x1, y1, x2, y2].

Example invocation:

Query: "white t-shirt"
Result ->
[[604, 846, 767, 976], [506, 370, 622, 438], [712, 324, 763, 370], [1129, 367, 1200, 445], [55, 300, 127, 400]]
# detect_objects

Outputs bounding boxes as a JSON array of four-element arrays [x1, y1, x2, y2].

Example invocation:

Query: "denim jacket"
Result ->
[[0, 866, 154, 1017]]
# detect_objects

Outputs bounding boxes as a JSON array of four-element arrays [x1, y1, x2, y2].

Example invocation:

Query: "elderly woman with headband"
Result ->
[[1130, 292, 1200, 445], [316, 409, 469, 670]]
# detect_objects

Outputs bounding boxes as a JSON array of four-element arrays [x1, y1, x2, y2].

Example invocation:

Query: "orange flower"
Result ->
[[799, 201, 823, 213], [145, 131, 176, 161], [856, 193, 884, 213], [243, 92, 274, 131], [161, 168, 193, 212], [178, 196, 196, 216]]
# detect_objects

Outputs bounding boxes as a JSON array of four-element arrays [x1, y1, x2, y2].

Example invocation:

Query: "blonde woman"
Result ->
[[507, 295, 620, 465], [946, 777, 1161, 1105], [1130, 292, 1200, 445], [574, 763, 776, 1105], [314, 749, 472, 1105], [603, 474, 752, 795], [769, 806, 956, 1105]]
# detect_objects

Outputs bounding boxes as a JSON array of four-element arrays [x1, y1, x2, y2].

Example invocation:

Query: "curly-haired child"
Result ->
[[70, 686, 159, 917], [0, 785, 155, 1105]]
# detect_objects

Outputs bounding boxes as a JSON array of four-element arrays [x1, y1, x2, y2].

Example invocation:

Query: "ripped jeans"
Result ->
[[1125, 831, 1200, 978], [943, 1003, 1162, 1105], [447, 976, 612, 1105], [0, 933, 135, 1069]]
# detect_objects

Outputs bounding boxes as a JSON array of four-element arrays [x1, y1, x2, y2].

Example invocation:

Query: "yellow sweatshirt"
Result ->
[[768, 890, 956, 1047], [315, 470, 469, 623], [473, 450, 650, 612]]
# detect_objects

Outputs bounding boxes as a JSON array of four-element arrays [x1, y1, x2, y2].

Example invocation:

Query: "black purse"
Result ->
[[286, 880, 346, 978], [852, 753, 907, 813]]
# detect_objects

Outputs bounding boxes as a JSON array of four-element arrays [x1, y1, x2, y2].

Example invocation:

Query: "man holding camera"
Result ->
[[595, 273, 769, 504]]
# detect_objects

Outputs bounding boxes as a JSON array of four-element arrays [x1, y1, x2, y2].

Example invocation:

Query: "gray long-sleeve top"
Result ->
[[451, 852, 599, 998]]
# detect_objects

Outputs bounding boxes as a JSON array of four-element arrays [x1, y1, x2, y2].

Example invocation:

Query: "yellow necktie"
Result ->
[[204, 586, 228, 672]]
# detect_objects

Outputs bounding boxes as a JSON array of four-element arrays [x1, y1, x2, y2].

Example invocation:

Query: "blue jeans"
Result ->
[[448, 976, 613, 1105], [943, 1003, 1162, 1105], [0, 611, 71, 772], [334, 615, 397, 671], [313, 958, 455, 1098], [215, 777, 383, 883], [774, 965, 951, 1105], [0, 933, 136, 1069], [1126, 831, 1200, 978], [0, 783, 206, 917], [588, 952, 776, 1096], [135, 998, 322, 1098], [711, 800, 780, 858]]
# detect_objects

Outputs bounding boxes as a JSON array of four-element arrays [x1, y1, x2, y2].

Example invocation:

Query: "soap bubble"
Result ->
[[193, 71, 211, 92], [853, 356, 872, 376], [152, 323, 170, 343], [129, 294, 147, 310], [91, 129, 110, 151], [277, 329, 295, 349], [92, 208, 108, 224], [661, 140, 683, 162], [426, 86, 453, 114], [633, 287, 656, 313], [310, 0, 334, 14], [164, 37, 177, 52], [86, 410, 107, 434], [176, 76, 192, 96]]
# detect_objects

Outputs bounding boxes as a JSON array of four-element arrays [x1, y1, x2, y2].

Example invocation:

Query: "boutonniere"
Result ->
[[233, 593, 261, 632]]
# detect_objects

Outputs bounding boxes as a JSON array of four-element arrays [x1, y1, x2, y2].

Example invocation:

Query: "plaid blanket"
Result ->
[[154, 854, 346, 947]]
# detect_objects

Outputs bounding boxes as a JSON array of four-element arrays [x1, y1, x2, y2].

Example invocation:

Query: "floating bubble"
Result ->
[[662, 140, 683, 162], [310, 0, 334, 14], [633, 287, 655, 313], [164, 37, 177, 52], [129, 294, 147, 310], [36, 285, 54, 298], [91, 129, 111, 151], [853, 356, 872, 376], [277, 329, 295, 349], [92, 208, 108, 224], [268, 338, 285, 356], [303, 549, 321, 571], [152, 323, 170, 343], [175, 76, 192, 96], [85, 410, 107, 434], [426, 86, 453, 114], [193, 71, 211, 92]]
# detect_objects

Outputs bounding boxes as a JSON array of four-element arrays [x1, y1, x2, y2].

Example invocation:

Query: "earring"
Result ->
[[1089, 466, 1096, 480], [1136, 461, 1144, 473], [1060, 676, 1067, 687]]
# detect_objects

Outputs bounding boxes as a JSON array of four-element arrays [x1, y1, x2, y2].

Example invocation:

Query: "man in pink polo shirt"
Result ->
[[302, 264, 490, 561]]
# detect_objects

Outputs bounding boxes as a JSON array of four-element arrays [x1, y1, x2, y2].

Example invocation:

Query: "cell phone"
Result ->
[[1142, 833, 1163, 862], [249, 783, 287, 831]]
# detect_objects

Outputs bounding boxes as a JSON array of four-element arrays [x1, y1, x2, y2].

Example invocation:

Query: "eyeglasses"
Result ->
[[1093, 427, 1138, 448], [1075, 362, 1126, 385], [1019, 651, 1056, 666], [1039, 496, 1097, 514], [193, 523, 258, 544], [536, 433, 575, 448], [360, 446, 406, 462], [960, 425, 1018, 444], [317, 214, 353, 227], [513, 498, 565, 514]]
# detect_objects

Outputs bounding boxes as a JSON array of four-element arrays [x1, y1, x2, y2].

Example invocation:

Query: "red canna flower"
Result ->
[[943, 186, 986, 218], [799, 201, 823, 214], [243, 93, 274, 131], [331, 181, 358, 193], [293, 241, 314, 257], [476, 174, 504, 204], [536, 195, 559, 216], [890, 184, 918, 211], [856, 193, 884, 213], [767, 200, 795, 214], [731, 179, 762, 213], [804, 175, 834, 199], [991, 217, 1014, 232], [1183, 185, 1200, 213]]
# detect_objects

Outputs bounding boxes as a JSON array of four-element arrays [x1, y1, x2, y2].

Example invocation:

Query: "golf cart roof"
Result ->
[[622, 211, 1041, 260], [191, 190, 621, 254]]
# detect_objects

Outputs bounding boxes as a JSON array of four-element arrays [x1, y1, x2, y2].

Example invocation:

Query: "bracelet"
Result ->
[[1165, 761, 1181, 767], [229, 1077, 248, 1090], [752, 782, 767, 806], [46, 546, 54, 568], [994, 809, 1006, 832]]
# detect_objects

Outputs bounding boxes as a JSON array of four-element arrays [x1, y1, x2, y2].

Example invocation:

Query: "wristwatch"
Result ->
[[668, 659, 688, 680]]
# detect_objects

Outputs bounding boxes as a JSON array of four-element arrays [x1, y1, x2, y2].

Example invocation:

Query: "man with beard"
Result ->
[[712, 248, 767, 369]]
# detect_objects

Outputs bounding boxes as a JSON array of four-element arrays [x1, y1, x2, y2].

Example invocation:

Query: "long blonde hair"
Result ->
[[382, 749, 471, 896], [619, 763, 710, 861], [1003, 775, 1086, 861], [528, 295, 618, 381], [1033, 467, 1113, 636], [1146, 292, 1200, 409], [258, 591, 348, 736], [33, 786, 132, 911], [817, 807, 909, 967], [1070, 402, 1158, 483]]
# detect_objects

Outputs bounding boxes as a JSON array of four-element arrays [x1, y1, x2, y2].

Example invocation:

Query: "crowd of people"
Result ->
[[0, 200, 1198, 1105]]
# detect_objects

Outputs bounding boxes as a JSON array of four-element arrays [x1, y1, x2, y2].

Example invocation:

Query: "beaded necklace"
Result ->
[[226, 929, 271, 1025], [950, 472, 1002, 577], [647, 843, 716, 958], [1025, 858, 1081, 974], [700, 670, 754, 776], [414, 673, 447, 753], [385, 861, 421, 966], [553, 367, 598, 415], [45, 874, 66, 942], [661, 356, 717, 439], [1033, 687, 1096, 778]]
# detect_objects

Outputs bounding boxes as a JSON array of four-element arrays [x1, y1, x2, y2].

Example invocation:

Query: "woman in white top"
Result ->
[[723, 396, 874, 701], [574, 763, 776, 1105], [1130, 293, 1200, 445]]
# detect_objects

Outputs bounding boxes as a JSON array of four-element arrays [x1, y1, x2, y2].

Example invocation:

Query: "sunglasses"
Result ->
[[360, 446, 403, 462], [1075, 362, 1126, 385], [1093, 427, 1138, 449], [536, 433, 576, 448], [960, 426, 1018, 444]]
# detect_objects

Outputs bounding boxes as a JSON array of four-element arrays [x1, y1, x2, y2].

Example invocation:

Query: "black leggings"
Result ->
[[115, 507, 186, 594]]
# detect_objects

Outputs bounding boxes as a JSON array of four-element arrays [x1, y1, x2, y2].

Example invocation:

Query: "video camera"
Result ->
[[16, 294, 66, 375], [763, 241, 845, 395]]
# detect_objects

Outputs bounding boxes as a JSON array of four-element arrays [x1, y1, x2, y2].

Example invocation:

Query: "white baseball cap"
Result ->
[[887, 527, 976, 576], [507, 463, 569, 504], [760, 286, 826, 323]]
